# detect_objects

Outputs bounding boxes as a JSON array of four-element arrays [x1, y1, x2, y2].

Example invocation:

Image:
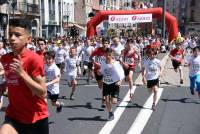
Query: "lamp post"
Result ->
[[66, 3, 69, 36], [11, 0, 17, 18]]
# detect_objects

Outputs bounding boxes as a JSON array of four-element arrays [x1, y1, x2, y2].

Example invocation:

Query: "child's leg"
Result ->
[[195, 75, 200, 98], [189, 76, 196, 95], [152, 85, 158, 105], [128, 70, 134, 98], [105, 96, 112, 112], [178, 66, 183, 83]]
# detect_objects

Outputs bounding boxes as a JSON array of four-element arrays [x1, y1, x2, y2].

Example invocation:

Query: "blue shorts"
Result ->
[[189, 74, 200, 92]]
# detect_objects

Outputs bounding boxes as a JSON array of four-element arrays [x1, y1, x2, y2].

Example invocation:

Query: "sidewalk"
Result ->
[[161, 58, 189, 87]]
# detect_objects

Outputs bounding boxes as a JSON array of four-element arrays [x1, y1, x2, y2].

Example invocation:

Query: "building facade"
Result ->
[[0, 0, 40, 39], [185, 0, 200, 35]]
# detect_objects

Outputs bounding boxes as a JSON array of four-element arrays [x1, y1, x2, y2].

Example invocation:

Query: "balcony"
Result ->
[[18, 2, 39, 15]]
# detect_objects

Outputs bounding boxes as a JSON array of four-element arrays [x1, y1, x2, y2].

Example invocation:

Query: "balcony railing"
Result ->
[[18, 2, 39, 14]]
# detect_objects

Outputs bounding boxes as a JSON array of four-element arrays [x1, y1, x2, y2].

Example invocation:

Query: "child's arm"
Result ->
[[46, 75, 60, 86], [141, 66, 146, 85]]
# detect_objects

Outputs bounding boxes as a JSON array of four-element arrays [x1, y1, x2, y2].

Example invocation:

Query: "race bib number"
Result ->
[[148, 66, 157, 76], [175, 54, 182, 60], [192, 64, 200, 71], [104, 76, 113, 83], [96, 56, 105, 63], [124, 57, 134, 65]]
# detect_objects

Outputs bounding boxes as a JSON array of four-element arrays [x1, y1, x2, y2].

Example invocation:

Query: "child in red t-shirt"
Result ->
[[0, 19, 49, 134], [169, 37, 185, 84]]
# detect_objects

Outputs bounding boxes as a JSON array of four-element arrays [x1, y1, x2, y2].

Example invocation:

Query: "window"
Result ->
[[190, 10, 195, 22], [190, 0, 196, 6]]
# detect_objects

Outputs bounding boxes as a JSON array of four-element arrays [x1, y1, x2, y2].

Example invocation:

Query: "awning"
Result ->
[[63, 23, 85, 30]]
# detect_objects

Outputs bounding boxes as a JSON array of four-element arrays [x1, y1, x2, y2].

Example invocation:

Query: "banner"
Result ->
[[108, 14, 152, 24]]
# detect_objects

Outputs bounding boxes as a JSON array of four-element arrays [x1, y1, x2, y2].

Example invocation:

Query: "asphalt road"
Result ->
[[1, 53, 200, 134]]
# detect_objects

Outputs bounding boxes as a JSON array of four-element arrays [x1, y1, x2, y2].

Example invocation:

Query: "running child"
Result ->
[[142, 48, 162, 111], [97, 48, 124, 120], [45, 51, 64, 112], [90, 37, 110, 108], [187, 46, 200, 97], [120, 38, 140, 98], [65, 47, 80, 100], [169, 36, 185, 84]]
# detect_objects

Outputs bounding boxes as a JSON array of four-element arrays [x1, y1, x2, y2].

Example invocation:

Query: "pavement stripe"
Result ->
[[98, 86, 136, 134], [127, 88, 164, 134]]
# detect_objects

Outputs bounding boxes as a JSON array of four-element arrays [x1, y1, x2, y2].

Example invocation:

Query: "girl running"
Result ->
[[142, 48, 162, 111]]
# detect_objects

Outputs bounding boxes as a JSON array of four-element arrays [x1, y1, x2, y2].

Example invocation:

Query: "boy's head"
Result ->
[[192, 46, 200, 57], [37, 37, 46, 51], [102, 37, 110, 49], [105, 48, 114, 59], [69, 46, 77, 56], [45, 51, 55, 65], [9, 19, 32, 54]]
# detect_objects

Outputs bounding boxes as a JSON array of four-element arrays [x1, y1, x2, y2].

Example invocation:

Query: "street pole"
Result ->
[[60, 0, 63, 36], [162, 0, 166, 39]]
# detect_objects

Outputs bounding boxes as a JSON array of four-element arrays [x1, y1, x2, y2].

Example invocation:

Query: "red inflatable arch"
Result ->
[[87, 7, 178, 43]]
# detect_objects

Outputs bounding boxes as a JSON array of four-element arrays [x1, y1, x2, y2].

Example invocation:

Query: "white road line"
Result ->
[[84, 84, 130, 87], [98, 86, 136, 134], [127, 88, 164, 134]]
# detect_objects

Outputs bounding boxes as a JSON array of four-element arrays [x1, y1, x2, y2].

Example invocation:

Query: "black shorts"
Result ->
[[147, 78, 159, 88], [94, 72, 103, 81], [83, 61, 93, 70], [3, 116, 49, 134], [47, 91, 59, 102], [124, 67, 134, 76], [103, 82, 120, 98], [56, 62, 65, 69], [172, 60, 181, 69]]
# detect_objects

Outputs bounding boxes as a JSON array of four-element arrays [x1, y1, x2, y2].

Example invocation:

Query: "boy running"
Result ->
[[97, 48, 124, 120], [45, 51, 64, 112], [65, 47, 80, 100], [187, 46, 200, 97], [169, 36, 185, 84]]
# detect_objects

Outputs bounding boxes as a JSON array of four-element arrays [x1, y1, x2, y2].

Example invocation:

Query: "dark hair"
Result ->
[[37, 37, 46, 44], [102, 37, 110, 44], [126, 38, 134, 44], [45, 51, 55, 59], [9, 19, 32, 34], [105, 48, 114, 53], [146, 48, 158, 55]]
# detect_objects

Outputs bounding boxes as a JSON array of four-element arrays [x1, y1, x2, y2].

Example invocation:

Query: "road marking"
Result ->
[[98, 86, 136, 134], [84, 84, 130, 87], [127, 88, 164, 134]]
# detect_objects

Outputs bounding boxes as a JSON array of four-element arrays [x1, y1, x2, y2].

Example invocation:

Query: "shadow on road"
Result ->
[[162, 97, 200, 104], [68, 116, 107, 121], [63, 102, 104, 111]]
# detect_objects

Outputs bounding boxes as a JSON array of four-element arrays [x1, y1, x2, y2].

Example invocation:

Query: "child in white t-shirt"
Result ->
[[97, 48, 124, 120], [142, 48, 162, 111], [188, 46, 200, 97], [45, 51, 64, 112], [65, 47, 80, 100]]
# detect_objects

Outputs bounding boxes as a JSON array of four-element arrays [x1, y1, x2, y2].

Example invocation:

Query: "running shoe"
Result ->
[[83, 70, 86, 75], [101, 99, 106, 108], [56, 102, 64, 113], [70, 93, 75, 100], [108, 112, 114, 120], [191, 89, 195, 95], [151, 103, 156, 111]]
